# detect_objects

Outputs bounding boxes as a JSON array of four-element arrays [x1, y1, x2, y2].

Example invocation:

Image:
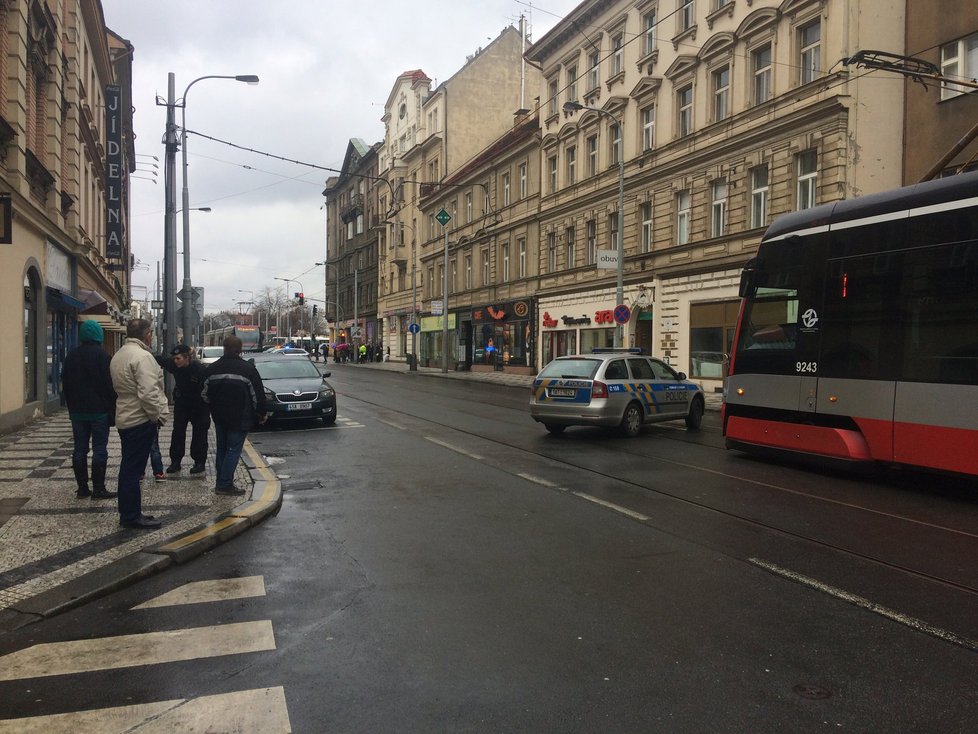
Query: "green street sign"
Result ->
[[436, 208, 452, 226]]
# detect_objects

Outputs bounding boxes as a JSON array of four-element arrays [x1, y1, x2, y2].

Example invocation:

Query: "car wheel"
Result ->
[[322, 414, 336, 426], [685, 396, 704, 430], [544, 423, 566, 435], [619, 401, 643, 438]]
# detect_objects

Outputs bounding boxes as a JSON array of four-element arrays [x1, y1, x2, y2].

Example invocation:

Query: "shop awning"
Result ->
[[78, 314, 127, 333], [46, 287, 86, 311]]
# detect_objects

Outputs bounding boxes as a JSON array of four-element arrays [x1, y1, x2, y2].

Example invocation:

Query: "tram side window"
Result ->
[[900, 242, 978, 384]]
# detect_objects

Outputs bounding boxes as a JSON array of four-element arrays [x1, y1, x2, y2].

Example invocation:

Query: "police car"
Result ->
[[529, 350, 705, 437]]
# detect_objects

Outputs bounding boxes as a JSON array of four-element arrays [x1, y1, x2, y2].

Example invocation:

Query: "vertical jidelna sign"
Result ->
[[105, 84, 123, 260]]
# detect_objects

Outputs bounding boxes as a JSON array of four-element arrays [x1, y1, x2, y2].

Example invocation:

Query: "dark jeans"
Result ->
[[117, 421, 156, 523], [170, 403, 211, 466], [149, 426, 163, 475], [71, 415, 110, 464], [214, 424, 247, 489]]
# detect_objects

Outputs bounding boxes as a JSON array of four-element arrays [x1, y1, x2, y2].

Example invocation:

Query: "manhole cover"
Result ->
[[792, 684, 832, 700]]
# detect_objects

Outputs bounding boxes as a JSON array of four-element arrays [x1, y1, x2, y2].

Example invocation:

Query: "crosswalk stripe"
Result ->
[[0, 686, 291, 733], [132, 576, 266, 610], [0, 620, 275, 681]]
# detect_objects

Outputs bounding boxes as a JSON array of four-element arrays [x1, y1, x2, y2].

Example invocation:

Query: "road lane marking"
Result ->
[[376, 418, 407, 430], [0, 620, 275, 681], [132, 576, 266, 610], [572, 492, 650, 522], [516, 472, 561, 489], [0, 686, 291, 733], [749, 558, 978, 652], [424, 436, 484, 461]]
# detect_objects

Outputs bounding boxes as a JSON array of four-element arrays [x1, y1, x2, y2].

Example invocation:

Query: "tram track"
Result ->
[[338, 386, 978, 602]]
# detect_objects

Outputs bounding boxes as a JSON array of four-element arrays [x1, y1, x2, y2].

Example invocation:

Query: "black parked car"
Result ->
[[250, 353, 336, 427]]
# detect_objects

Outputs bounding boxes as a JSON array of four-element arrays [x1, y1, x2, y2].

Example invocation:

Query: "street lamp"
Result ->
[[179, 74, 259, 346], [564, 101, 625, 348], [273, 277, 304, 339]]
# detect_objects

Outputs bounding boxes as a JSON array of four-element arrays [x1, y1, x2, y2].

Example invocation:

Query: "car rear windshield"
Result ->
[[201, 347, 224, 358], [538, 358, 601, 380], [254, 359, 321, 380]]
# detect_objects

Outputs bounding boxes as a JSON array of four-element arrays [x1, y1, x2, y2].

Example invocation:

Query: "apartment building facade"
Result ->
[[903, 0, 978, 182], [376, 25, 543, 365], [0, 0, 133, 432], [525, 0, 906, 388]]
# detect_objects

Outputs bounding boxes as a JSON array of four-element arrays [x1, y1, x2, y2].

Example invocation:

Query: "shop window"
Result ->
[[689, 300, 738, 378], [580, 327, 615, 352], [543, 329, 577, 365]]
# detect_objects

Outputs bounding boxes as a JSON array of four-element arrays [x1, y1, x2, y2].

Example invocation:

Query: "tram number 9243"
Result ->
[[796, 361, 818, 374]]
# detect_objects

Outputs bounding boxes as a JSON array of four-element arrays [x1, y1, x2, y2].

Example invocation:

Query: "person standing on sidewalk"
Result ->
[[61, 319, 117, 500], [109, 318, 169, 530], [157, 344, 210, 475], [201, 335, 267, 495]]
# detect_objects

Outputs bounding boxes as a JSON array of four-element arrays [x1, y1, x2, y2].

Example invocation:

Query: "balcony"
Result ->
[[340, 194, 363, 223]]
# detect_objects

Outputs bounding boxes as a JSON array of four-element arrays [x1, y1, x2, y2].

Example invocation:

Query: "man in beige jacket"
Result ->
[[110, 318, 169, 529]]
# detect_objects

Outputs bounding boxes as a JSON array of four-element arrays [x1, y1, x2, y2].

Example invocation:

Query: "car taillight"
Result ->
[[591, 381, 608, 398]]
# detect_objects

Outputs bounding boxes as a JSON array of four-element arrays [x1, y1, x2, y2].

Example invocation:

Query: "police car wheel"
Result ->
[[544, 423, 566, 435], [619, 402, 643, 438], [685, 397, 704, 430]]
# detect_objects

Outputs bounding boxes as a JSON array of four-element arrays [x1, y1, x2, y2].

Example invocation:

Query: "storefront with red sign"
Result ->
[[470, 299, 534, 374]]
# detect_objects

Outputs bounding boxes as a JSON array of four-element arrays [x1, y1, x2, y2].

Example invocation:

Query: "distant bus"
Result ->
[[203, 324, 263, 352], [724, 171, 978, 477]]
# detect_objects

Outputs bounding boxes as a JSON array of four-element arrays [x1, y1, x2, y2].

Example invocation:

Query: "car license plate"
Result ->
[[286, 402, 313, 412], [549, 387, 576, 398]]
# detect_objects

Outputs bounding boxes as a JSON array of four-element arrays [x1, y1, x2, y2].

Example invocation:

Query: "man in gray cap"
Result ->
[[61, 319, 117, 499]]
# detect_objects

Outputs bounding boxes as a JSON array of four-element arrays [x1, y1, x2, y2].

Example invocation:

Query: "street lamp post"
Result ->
[[179, 73, 259, 346], [564, 101, 625, 348], [273, 277, 303, 340]]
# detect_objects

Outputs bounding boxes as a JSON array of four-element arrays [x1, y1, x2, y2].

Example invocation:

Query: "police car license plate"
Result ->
[[549, 387, 576, 398], [286, 402, 313, 412]]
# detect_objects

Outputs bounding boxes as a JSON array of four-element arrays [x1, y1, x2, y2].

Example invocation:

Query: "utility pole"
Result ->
[[163, 73, 178, 356]]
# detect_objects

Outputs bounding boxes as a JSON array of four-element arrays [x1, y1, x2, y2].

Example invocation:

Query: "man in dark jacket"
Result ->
[[156, 344, 210, 475], [61, 319, 117, 499], [201, 335, 267, 495]]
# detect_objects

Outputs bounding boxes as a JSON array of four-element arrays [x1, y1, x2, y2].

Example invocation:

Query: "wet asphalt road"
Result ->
[[1, 364, 977, 732]]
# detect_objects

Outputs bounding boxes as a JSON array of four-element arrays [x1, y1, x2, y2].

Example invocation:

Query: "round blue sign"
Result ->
[[613, 304, 631, 324], [408, 322, 421, 334]]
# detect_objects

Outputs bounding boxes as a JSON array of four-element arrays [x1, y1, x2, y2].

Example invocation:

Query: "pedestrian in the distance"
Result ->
[[201, 335, 267, 495], [110, 318, 169, 529], [61, 319, 117, 499], [157, 344, 210, 475]]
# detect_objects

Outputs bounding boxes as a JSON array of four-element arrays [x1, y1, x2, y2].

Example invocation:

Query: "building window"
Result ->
[[588, 51, 600, 91], [611, 33, 624, 76], [941, 34, 978, 99], [750, 164, 769, 228], [753, 44, 772, 104], [678, 0, 695, 32], [677, 84, 693, 137], [547, 232, 557, 273], [465, 254, 472, 289], [609, 212, 619, 252], [465, 192, 473, 223], [711, 179, 727, 238], [548, 155, 558, 193], [518, 238, 527, 278], [502, 244, 510, 282], [567, 64, 578, 102], [610, 123, 622, 165], [427, 267, 435, 298], [797, 150, 817, 210], [712, 65, 729, 122], [643, 10, 657, 56], [518, 162, 527, 199], [566, 145, 577, 185], [566, 226, 576, 268], [502, 172, 511, 206], [482, 249, 490, 285], [587, 219, 597, 264], [548, 76, 559, 117], [689, 300, 739, 379], [676, 190, 691, 245], [799, 20, 821, 84], [642, 105, 656, 150], [587, 134, 599, 177], [641, 202, 654, 253], [450, 260, 456, 294]]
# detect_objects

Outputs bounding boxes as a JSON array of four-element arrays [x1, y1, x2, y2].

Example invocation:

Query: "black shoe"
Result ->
[[91, 489, 118, 499], [189, 464, 206, 475], [120, 516, 162, 529], [140, 513, 156, 521], [76, 487, 92, 499], [215, 484, 246, 496], [165, 464, 182, 474]]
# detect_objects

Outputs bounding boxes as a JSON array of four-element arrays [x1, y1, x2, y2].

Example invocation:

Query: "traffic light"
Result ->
[[313, 305, 318, 317], [298, 292, 305, 305]]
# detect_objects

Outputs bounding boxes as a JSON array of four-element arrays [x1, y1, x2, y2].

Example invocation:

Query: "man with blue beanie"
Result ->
[[61, 319, 117, 499]]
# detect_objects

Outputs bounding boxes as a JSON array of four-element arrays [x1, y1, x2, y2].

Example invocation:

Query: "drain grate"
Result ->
[[282, 480, 323, 492]]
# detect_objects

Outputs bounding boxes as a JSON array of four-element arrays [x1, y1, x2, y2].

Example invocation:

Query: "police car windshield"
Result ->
[[538, 358, 601, 380], [254, 359, 321, 380]]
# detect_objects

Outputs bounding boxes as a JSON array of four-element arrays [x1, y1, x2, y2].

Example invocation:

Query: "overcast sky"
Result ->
[[101, 0, 580, 319]]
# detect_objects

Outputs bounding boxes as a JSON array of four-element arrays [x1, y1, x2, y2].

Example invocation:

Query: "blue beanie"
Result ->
[[79, 319, 104, 344]]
